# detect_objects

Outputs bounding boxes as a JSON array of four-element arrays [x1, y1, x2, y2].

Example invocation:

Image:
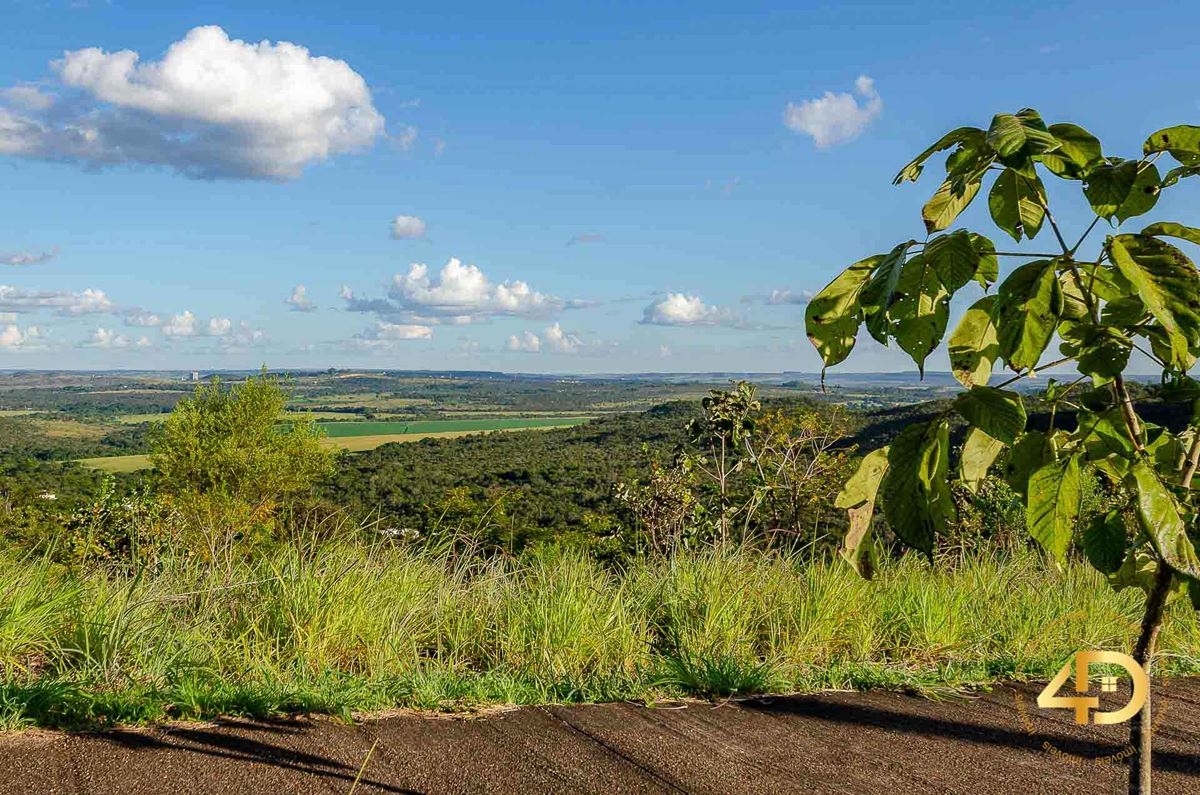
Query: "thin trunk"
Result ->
[[1128, 564, 1172, 795]]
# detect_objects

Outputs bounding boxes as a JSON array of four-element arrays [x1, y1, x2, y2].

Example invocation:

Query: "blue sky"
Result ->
[[1, 0, 1198, 372]]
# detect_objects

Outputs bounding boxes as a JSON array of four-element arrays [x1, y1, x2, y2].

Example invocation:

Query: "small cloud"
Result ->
[[161, 311, 199, 338], [641, 293, 734, 326], [286, 284, 316, 312], [506, 330, 541, 353], [390, 215, 427, 240], [0, 85, 55, 112], [433, 138, 446, 156], [1, 250, 56, 266], [347, 320, 433, 350], [123, 310, 162, 327], [784, 75, 883, 148], [0, 324, 46, 350], [81, 327, 147, 349], [567, 233, 605, 246], [392, 124, 419, 151], [207, 317, 232, 336], [742, 288, 814, 306]]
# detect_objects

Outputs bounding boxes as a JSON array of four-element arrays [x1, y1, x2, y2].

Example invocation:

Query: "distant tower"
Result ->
[[190, 371, 200, 382]]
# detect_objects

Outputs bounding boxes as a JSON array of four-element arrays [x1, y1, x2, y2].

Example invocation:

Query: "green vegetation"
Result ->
[[0, 357, 1189, 745], [808, 109, 1200, 792], [1, 544, 1198, 730], [317, 417, 589, 437]]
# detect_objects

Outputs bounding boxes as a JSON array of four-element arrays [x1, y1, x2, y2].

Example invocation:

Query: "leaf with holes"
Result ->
[[948, 295, 999, 387]]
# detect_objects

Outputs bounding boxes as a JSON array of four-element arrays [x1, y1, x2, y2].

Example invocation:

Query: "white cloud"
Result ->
[[65, 288, 115, 315], [390, 215, 427, 240], [0, 25, 385, 180], [784, 75, 882, 148], [81, 327, 149, 349], [207, 317, 233, 336], [0, 324, 45, 349], [1, 250, 55, 266], [641, 293, 731, 326], [286, 284, 316, 312], [392, 125, 418, 151], [544, 322, 582, 353], [506, 330, 541, 353], [123, 310, 162, 327], [348, 320, 433, 350], [345, 258, 571, 322], [0, 285, 113, 315], [367, 321, 433, 340], [160, 311, 198, 337], [0, 86, 54, 112], [742, 288, 814, 306], [338, 284, 354, 301], [217, 321, 266, 349], [506, 323, 585, 354]]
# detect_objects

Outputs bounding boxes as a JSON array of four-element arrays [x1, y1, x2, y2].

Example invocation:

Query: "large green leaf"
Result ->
[[1109, 234, 1200, 370], [970, 233, 999, 287], [922, 176, 982, 234], [1081, 510, 1127, 574], [1141, 222, 1200, 246], [880, 421, 955, 556], [1026, 454, 1082, 564], [985, 110, 1058, 167], [835, 447, 889, 578], [1128, 460, 1200, 579], [1077, 408, 1135, 482], [804, 257, 879, 369], [988, 168, 1046, 242], [995, 260, 1062, 372], [859, 241, 915, 343], [1084, 161, 1137, 220], [894, 127, 985, 185], [1005, 430, 1051, 499], [948, 295, 999, 387], [889, 254, 950, 375], [954, 385, 1026, 444], [1074, 326, 1133, 382], [926, 231, 983, 292], [1144, 125, 1200, 167], [960, 427, 1005, 493], [1114, 163, 1161, 223], [1038, 123, 1103, 179]]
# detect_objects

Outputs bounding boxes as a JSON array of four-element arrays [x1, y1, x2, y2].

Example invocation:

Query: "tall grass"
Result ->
[[0, 542, 1194, 728]]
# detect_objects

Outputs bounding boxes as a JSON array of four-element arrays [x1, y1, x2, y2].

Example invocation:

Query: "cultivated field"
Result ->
[[79, 416, 592, 471]]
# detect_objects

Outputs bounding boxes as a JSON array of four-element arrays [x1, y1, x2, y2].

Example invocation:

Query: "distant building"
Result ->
[[190, 371, 200, 382]]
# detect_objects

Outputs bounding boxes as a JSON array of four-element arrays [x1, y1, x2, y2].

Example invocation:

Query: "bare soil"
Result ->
[[3, 680, 1200, 794]]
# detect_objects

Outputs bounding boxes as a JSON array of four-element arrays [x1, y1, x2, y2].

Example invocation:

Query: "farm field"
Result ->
[[78, 416, 592, 471], [317, 417, 590, 437]]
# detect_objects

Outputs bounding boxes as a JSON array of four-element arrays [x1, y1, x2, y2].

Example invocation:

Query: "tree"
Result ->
[[806, 109, 1200, 794], [151, 372, 337, 560], [685, 381, 760, 544]]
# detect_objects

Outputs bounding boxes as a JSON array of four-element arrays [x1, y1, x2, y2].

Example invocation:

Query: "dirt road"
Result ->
[[3, 680, 1200, 794]]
